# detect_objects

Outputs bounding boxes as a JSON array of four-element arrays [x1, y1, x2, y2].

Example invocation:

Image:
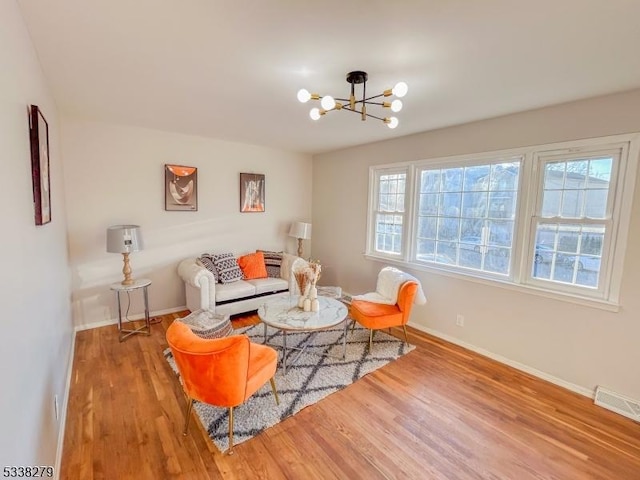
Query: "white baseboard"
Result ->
[[408, 321, 594, 399], [54, 328, 76, 480], [74, 305, 187, 332]]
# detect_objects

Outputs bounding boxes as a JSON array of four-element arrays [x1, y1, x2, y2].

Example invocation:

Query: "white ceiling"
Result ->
[[17, 0, 640, 155]]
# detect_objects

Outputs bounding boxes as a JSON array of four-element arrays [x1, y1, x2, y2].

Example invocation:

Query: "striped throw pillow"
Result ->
[[258, 250, 283, 278], [197, 254, 219, 282]]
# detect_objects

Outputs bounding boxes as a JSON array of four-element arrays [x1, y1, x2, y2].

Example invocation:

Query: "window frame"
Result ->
[[409, 154, 525, 280], [365, 134, 640, 309], [523, 144, 625, 299], [367, 165, 411, 260]]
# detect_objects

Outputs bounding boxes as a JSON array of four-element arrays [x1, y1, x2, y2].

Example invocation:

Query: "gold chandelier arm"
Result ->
[[362, 93, 385, 101], [341, 107, 386, 122]]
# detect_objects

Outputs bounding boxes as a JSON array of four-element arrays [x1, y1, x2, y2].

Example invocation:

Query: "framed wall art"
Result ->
[[29, 105, 51, 225], [240, 173, 265, 212], [165, 164, 198, 211]]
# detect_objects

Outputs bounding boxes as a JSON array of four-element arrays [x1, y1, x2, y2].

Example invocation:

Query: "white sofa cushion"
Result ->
[[215, 280, 256, 302], [246, 277, 288, 295]]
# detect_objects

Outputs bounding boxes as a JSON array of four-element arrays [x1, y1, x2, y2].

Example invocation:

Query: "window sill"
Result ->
[[363, 253, 620, 312]]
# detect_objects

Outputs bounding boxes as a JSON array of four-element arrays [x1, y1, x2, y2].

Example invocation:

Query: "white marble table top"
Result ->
[[257, 295, 348, 332]]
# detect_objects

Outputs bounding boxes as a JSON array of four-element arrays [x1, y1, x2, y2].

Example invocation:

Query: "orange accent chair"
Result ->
[[166, 321, 279, 454], [349, 281, 419, 352]]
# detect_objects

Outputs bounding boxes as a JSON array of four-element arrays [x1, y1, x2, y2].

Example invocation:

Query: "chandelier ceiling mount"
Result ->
[[297, 70, 408, 129]]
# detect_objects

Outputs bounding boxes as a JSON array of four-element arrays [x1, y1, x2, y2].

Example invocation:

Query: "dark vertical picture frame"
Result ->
[[29, 105, 51, 225], [240, 173, 265, 212], [165, 164, 198, 211]]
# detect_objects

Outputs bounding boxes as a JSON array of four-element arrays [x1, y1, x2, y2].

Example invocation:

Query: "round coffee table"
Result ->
[[257, 295, 348, 374]]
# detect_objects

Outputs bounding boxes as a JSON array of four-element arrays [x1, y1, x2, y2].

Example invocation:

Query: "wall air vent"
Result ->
[[594, 386, 640, 422]]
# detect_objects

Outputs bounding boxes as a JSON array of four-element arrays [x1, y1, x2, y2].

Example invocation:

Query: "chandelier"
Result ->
[[297, 71, 408, 129]]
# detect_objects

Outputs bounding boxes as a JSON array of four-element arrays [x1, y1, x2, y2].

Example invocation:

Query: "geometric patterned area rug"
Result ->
[[164, 322, 415, 452]]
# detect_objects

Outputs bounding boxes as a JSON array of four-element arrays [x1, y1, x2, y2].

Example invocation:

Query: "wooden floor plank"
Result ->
[[59, 311, 640, 479]]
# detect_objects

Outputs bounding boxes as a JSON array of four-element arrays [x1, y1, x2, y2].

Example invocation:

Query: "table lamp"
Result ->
[[288, 222, 312, 257], [107, 225, 144, 285]]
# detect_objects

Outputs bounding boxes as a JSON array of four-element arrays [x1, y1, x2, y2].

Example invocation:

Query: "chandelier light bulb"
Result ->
[[320, 95, 336, 110], [391, 99, 403, 112], [297, 88, 312, 103], [309, 107, 321, 121], [386, 117, 399, 129], [392, 82, 408, 98]]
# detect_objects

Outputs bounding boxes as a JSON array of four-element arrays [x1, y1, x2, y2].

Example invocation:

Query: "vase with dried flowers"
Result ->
[[293, 260, 322, 311]]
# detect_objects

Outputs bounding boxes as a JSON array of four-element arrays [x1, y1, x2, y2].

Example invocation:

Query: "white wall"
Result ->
[[313, 89, 640, 401], [61, 119, 312, 329], [0, 0, 73, 469]]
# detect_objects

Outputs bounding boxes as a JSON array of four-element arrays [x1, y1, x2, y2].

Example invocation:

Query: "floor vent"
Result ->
[[594, 386, 640, 422]]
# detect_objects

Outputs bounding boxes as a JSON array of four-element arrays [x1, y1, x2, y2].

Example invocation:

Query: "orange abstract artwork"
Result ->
[[240, 173, 265, 212], [165, 164, 197, 211]]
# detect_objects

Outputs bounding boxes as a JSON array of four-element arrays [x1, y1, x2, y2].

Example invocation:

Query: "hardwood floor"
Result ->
[[60, 311, 640, 479]]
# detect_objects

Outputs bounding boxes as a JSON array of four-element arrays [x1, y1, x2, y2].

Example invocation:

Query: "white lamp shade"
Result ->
[[106, 225, 144, 253], [288, 222, 312, 240]]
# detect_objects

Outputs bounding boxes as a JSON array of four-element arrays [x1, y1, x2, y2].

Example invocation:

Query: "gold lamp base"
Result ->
[[121, 252, 134, 285]]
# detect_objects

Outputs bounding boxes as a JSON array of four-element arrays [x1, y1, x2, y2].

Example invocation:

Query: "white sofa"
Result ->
[[177, 253, 302, 316]]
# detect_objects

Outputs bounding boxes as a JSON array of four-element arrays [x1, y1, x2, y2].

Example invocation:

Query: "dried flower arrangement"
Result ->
[[308, 259, 322, 285], [293, 260, 322, 296]]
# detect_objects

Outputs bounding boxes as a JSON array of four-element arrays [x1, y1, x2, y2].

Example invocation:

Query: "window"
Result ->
[[371, 169, 406, 256], [414, 159, 521, 276], [366, 134, 639, 306], [527, 150, 618, 296]]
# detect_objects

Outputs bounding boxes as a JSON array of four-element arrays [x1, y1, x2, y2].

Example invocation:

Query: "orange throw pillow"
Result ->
[[237, 251, 268, 280]]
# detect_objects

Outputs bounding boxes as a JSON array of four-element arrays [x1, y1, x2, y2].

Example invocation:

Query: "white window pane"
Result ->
[[441, 168, 463, 191], [581, 229, 604, 255], [438, 192, 462, 216], [561, 190, 584, 217], [417, 216, 437, 239], [490, 163, 520, 191], [584, 190, 607, 218], [564, 160, 588, 189], [557, 226, 580, 254], [388, 195, 397, 212], [464, 165, 490, 191], [462, 192, 487, 218], [378, 194, 388, 211], [437, 217, 460, 242], [541, 190, 561, 217], [485, 249, 510, 274], [416, 239, 435, 259], [489, 191, 516, 219], [396, 194, 405, 212], [435, 242, 456, 263], [544, 163, 565, 189], [459, 249, 482, 269], [460, 218, 483, 239], [420, 170, 441, 193], [419, 193, 439, 215], [588, 158, 612, 184], [488, 220, 514, 247]]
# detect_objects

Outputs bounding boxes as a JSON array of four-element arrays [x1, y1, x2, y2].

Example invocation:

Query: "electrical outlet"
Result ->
[[54, 395, 59, 421], [456, 314, 464, 327]]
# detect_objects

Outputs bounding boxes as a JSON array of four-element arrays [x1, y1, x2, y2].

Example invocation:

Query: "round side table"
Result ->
[[110, 278, 152, 342]]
